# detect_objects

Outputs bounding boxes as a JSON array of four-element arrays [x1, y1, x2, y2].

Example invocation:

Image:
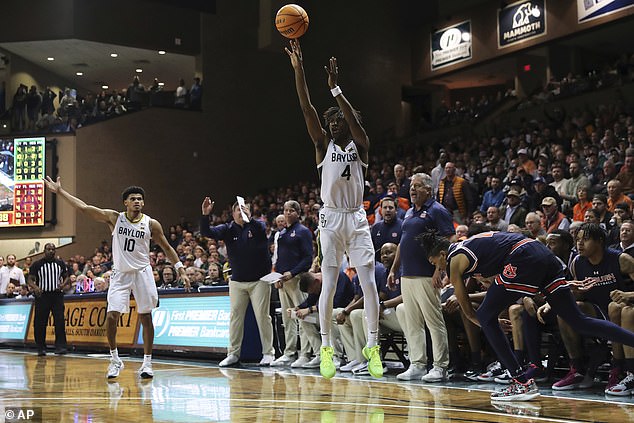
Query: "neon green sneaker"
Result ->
[[369, 408, 385, 423], [320, 346, 336, 379], [320, 410, 336, 423], [362, 345, 383, 378]]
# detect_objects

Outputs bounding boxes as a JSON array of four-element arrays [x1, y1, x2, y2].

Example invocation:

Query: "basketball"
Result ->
[[275, 4, 309, 39]]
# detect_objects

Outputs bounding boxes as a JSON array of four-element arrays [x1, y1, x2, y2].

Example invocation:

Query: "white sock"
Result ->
[[367, 330, 379, 348], [320, 333, 331, 348], [110, 349, 120, 362], [143, 354, 152, 365]]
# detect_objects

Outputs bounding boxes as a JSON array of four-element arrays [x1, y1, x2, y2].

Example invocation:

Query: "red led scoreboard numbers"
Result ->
[[0, 137, 45, 227]]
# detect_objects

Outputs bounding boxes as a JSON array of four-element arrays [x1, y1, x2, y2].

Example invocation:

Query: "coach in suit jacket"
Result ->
[[499, 190, 528, 227]]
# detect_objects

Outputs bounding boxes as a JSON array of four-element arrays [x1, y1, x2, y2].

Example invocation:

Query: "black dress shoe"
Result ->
[[54, 348, 68, 355], [37, 349, 47, 356]]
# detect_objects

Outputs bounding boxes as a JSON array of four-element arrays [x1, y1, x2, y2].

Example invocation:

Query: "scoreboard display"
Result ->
[[0, 137, 45, 227]]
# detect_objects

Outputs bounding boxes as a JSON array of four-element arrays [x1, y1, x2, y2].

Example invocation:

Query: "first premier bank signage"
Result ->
[[431, 21, 472, 71], [498, 0, 546, 48]]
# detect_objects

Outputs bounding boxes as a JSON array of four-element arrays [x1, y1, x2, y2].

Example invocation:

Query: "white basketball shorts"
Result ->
[[107, 265, 158, 314], [318, 207, 374, 268]]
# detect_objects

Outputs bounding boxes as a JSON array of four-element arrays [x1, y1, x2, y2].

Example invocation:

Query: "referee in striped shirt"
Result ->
[[27, 243, 69, 356]]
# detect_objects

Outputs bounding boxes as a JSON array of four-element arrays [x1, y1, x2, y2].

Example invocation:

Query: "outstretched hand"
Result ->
[[201, 197, 215, 216], [324, 57, 339, 89], [285, 39, 303, 69], [44, 176, 62, 193]]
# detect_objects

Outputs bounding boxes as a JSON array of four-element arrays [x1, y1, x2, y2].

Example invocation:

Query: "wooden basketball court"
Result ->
[[1, 349, 633, 422]]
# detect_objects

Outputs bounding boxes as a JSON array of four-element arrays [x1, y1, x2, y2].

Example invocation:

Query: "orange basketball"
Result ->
[[275, 4, 309, 39]]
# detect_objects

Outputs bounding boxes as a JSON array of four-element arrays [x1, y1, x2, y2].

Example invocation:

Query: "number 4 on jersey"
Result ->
[[341, 164, 351, 181]]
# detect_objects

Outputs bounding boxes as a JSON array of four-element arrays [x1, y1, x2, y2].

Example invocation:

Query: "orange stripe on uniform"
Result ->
[[509, 238, 535, 254], [495, 275, 539, 294], [545, 279, 568, 294]]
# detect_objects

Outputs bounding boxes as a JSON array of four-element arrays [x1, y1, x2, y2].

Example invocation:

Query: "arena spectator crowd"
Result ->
[[5, 76, 203, 133]]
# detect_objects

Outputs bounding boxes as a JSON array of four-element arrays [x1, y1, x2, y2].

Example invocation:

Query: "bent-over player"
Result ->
[[421, 230, 634, 401]]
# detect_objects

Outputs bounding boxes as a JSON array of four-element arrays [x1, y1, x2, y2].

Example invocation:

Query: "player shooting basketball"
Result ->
[[286, 39, 383, 379]]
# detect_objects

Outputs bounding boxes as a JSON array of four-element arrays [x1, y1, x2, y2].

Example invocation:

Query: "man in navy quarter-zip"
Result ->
[[371, 197, 403, 261], [270, 200, 317, 368], [201, 197, 274, 367]]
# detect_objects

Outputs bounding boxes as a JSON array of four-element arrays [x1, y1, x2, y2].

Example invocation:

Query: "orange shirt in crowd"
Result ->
[[573, 200, 593, 222], [608, 194, 633, 213]]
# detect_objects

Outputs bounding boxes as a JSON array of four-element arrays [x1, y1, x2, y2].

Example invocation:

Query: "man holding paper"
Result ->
[[200, 197, 275, 367], [270, 200, 316, 368]]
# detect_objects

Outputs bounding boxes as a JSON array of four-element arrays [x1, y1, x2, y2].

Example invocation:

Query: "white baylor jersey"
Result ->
[[112, 212, 151, 272], [317, 140, 367, 209]]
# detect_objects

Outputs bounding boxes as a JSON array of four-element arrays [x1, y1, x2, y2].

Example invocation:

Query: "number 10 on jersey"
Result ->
[[123, 238, 136, 252]]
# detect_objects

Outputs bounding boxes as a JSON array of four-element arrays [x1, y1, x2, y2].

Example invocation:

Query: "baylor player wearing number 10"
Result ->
[[286, 39, 383, 379], [43, 176, 191, 380]]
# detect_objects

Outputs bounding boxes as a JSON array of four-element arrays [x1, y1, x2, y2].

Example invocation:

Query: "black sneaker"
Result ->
[[55, 348, 68, 355], [478, 361, 504, 381], [464, 368, 482, 381], [37, 349, 46, 357], [524, 363, 548, 383]]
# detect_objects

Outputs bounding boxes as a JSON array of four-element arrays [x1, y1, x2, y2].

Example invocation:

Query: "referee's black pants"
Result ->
[[34, 291, 67, 350]]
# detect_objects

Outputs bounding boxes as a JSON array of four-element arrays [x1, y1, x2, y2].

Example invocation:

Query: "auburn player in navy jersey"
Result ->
[[421, 229, 634, 401], [286, 39, 382, 379], [548, 223, 633, 391], [520, 230, 576, 383]]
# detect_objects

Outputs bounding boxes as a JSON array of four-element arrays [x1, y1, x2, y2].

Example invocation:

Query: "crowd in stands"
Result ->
[[516, 53, 634, 111], [5, 76, 203, 133], [429, 53, 634, 131], [430, 89, 516, 129]]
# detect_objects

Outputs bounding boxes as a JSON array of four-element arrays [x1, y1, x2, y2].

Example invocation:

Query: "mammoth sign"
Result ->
[[498, 0, 547, 48]]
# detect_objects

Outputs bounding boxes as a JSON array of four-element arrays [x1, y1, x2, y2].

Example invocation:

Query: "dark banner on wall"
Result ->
[[578, 0, 634, 23], [431, 21, 472, 71], [498, 0, 547, 48]]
